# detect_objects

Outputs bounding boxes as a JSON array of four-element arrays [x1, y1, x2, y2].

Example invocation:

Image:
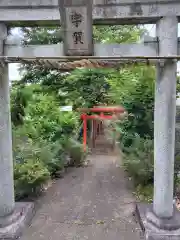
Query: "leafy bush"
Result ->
[[11, 83, 32, 126], [14, 160, 50, 200], [52, 112, 80, 142], [123, 136, 154, 186], [13, 128, 61, 176], [108, 66, 155, 195], [36, 141, 65, 176], [123, 135, 180, 200], [61, 138, 87, 167], [174, 155, 180, 191], [11, 86, 82, 199], [108, 66, 155, 147], [134, 184, 153, 203], [62, 68, 112, 109], [13, 123, 84, 198]]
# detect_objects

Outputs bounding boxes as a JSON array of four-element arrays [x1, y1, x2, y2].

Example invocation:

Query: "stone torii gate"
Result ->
[[0, 0, 180, 239]]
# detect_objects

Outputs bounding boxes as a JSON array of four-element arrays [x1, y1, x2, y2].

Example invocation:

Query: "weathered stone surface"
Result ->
[[1, 0, 180, 25], [59, 0, 93, 56], [0, 202, 35, 239], [0, 23, 15, 218], [135, 203, 180, 240], [154, 16, 178, 218]]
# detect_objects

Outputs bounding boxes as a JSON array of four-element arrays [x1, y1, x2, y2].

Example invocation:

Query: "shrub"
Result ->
[[174, 155, 180, 192], [11, 85, 84, 199], [13, 126, 65, 173], [135, 184, 153, 203], [108, 66, 155, 148], [123, 134, 180, 193], [123, 136, 154, 186], [37, 141, 65, 176], [63, 68, 111, 109], [63, 138, 87, 167], [14, 160, 50, 200], [51, 111, 80, 142], [108, 67, 155, 195], [13, 126, 65, 199], [13, 125, 86, 199]]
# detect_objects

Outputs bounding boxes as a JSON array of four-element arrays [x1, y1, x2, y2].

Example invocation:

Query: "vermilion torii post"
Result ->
[[80, 107, 125, 151]]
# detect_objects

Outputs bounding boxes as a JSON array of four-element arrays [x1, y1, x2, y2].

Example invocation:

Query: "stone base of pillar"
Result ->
[[0, 202, 35, 239], [135, 203, 180, 240]]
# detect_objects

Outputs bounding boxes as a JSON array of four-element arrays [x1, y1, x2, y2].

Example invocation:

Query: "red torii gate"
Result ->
[[78, 106, 125, 151]]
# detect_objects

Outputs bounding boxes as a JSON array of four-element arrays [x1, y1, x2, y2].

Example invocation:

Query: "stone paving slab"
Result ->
[[25, 222, 142, 240], [20, 154, 143, 240]]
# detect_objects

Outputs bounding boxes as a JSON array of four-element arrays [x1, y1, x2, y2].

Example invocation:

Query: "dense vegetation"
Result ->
[[11, 25, 180, 201]]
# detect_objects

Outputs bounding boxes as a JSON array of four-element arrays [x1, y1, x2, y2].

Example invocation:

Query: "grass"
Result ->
[[133, 184, 153, 203]]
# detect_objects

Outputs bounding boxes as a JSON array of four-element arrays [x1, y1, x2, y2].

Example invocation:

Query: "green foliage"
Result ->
[[93, 25, 146, 43], [64, 138, 87, 167], [12, 118, 83, 199], [123, 136, 154, 186], [19, 27, 63, 74], [175, 155, 180, 175], [20, 68, 113, 109], [108, 66, 155, 201], [11, 24, 153, 201], [37, 142, 65, 175], [177, 76, 180, 94], [109, 66, 155, 149], [111, 66, 180, 201], [24, 92, 63, 139], [13, 127, 64, 175], [134, 184, 153, 203], [11, 82, 83, 199], [14, 160, 50, 200], [61, 68, 113, 108], [123, 135, 180, 200], [106, 65, 155, 200], [21, 27, 62, 45], [11, 83, 32, 126], [174, 155, 180, 192], [12, 85, 80, 140]]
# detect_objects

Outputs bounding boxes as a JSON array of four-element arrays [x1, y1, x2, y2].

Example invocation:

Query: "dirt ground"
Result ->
[[20, 153, 143, 240]]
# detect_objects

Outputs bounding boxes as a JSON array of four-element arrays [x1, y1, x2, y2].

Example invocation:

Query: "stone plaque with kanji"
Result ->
[[61, 0, 93, 56]]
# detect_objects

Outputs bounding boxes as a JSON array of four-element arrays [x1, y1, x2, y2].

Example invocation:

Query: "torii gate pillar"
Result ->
[[0, 24, 34, 239], [0, 23, 14, 218], [140, 16, 180, 240]]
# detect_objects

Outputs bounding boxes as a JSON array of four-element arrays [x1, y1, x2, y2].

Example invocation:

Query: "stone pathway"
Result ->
[[20, 153, 142, 240]]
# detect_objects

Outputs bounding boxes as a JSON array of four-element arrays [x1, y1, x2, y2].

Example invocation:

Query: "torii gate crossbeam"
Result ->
[[0, 0, 180, 25]]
